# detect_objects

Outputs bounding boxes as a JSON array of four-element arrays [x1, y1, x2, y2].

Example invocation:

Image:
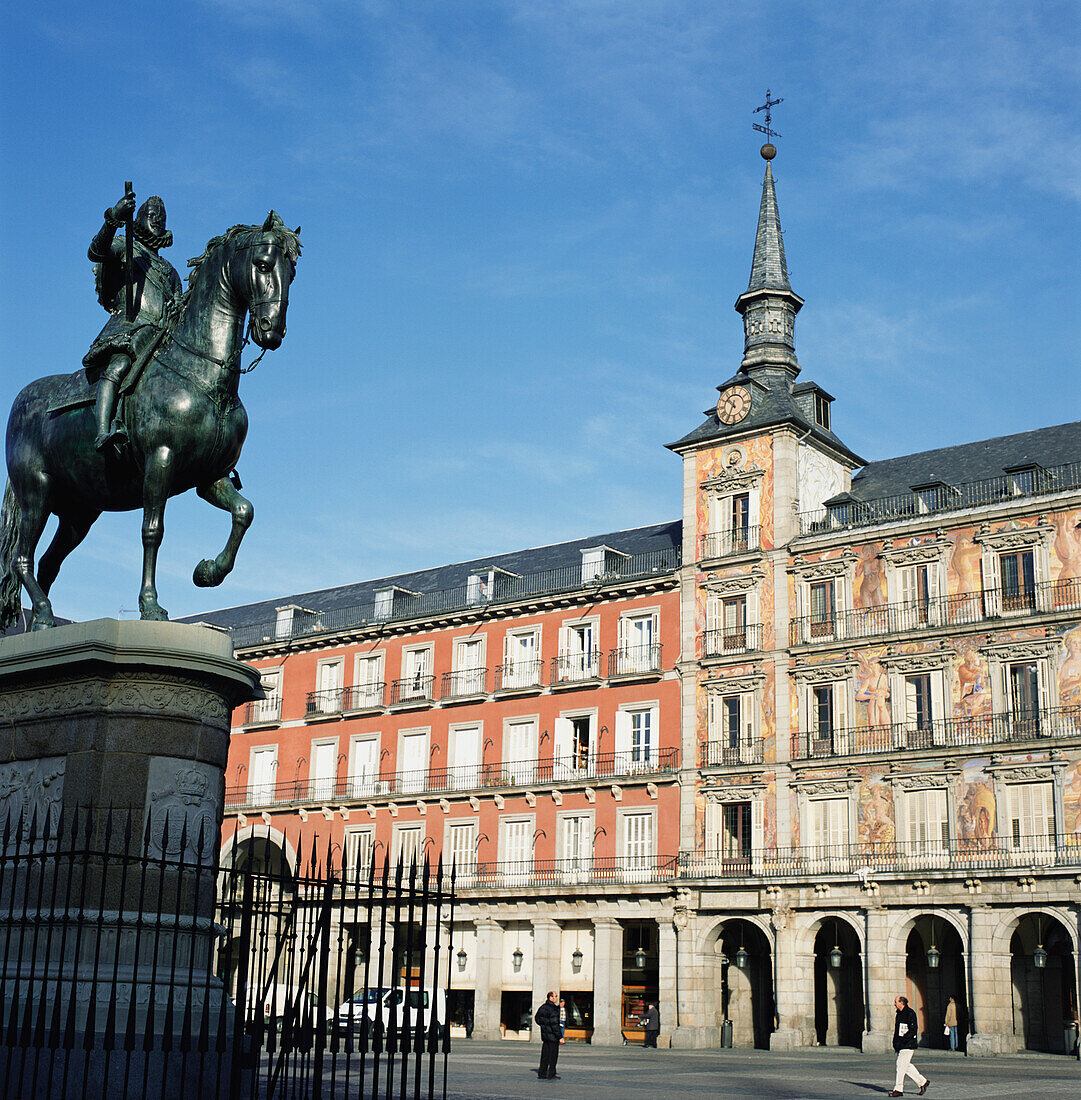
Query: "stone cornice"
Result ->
[[973, 521, 1054, 551], [700, 465, 765, 494], [790, 658, 858, 685], [879, 536, 952, 567], [881, 647, 952, 673], [979, 637, 1061, 661], [789, 552, 858, 581]]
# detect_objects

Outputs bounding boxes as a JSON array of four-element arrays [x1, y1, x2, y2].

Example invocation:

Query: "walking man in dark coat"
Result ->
[[889, 994, 929, 1096], [642, 1003, 660, 1047], [535, 991, 562, 1080]]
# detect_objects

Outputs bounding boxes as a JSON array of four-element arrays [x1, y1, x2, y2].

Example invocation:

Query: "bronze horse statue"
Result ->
[[1, 212, 301, 631]]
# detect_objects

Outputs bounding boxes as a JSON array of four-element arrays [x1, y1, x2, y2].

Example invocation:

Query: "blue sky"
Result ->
[[2, 1, 1078, 623]]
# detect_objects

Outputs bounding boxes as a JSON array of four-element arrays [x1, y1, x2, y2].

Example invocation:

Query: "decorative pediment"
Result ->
[[879, 536, 952, 567], [701, 465, 764, 493], [790, 658, 858, 685], [704, 786, 760, 802], [980, 637, 1060, 662], [797, 779, 857, 797], [992, 764, 1064, 782], [702, 565, 767, 596], [892, 772, 954, 791], [790, 552, 857, 582], [704, 673, 765, 695], [973, 521, 1053, 552], [882, 648, 952, 674]]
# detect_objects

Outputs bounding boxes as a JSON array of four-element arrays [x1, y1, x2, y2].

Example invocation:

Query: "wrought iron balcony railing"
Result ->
[[789, 577, 1081, 646], [680, 834, 1080, 880], [238, 696, 283, 726], [552, 651, 602, 684], [458, 853, 679, 889], [344, 682, 386, 710], [496, 659, 545, 691], [791, 704, 1081, 760], [608, 644, 663, 677], [224, 746, 679, 810], [703, 738, 764, 766], [389, 675, 435, 705], [225, 546, 680, 648], [700, 526, 761, 559], [797, 458, 1081, 536], [703, 624, 762, 657], [441, 667, 489, 699]]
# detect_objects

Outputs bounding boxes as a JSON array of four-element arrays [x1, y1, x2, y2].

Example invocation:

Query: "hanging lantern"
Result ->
[[735, 946, 749, 969], [512, 947, 524, 971], [635, 946, 647, 969], [926, 915, 939, 969], [572, 948, 584, 972], [829, 919, 842, 969], [1034, 916, 1047, 969], [456, 948, 467, 971]]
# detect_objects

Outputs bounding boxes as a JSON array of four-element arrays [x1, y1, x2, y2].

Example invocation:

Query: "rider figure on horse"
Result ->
[[83, 190, 184, 452]]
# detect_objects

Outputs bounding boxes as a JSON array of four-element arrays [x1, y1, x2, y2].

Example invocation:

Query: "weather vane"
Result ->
[[753, 89, 782, 161]]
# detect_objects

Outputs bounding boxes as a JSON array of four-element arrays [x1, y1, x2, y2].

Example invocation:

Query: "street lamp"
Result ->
[[572, 948, 583, 973], [457, 948, 468, 972], [1034, 916, 1047, 969], [735, 924, 748, 969], [926, 914, 940, 970], [829, 920, 843, 969], [512, 946, 524, 972]]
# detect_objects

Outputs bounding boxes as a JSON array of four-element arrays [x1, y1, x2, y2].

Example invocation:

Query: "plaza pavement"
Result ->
[[437, 1041, 1079, 1100]]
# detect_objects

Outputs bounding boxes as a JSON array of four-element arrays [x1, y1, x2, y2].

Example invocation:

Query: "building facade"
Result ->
[[198, 148, 1081, 1056]]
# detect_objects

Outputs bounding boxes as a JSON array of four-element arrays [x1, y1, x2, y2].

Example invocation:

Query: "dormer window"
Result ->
[[373, 586, 417, 621], [1005, 464, 1044, 497], [581, 545, 628, 583], [814, 392, 830, 430], [911, 482, 950, 514]]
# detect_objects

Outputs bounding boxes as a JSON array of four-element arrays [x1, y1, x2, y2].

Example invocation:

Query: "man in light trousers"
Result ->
[[889, 994, 929, 1096]]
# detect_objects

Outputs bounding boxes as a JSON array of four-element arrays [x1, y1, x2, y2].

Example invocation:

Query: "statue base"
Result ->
[[0, 619, 259, 1100]]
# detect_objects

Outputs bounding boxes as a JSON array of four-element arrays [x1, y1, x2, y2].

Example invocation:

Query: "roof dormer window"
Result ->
[[814, 392, 831, 430]]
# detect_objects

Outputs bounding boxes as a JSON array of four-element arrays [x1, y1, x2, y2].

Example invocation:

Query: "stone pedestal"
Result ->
[[0, 619, 260, 1100]]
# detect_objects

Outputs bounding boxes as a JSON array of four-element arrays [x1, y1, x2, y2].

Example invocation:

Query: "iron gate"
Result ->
[[0, 806, 456, 1099]]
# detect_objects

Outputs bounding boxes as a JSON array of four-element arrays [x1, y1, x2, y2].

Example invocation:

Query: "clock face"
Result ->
[[717, 385, 751, 425]]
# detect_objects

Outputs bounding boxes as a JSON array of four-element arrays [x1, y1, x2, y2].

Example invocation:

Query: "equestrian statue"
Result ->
[[1, 185, 301, 631]]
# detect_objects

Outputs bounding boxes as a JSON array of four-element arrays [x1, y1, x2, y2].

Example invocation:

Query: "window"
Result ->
[[393, 824, 424, 865], [620, 811, 654, 881], [349, 736, 381, 797], [999, 550, 1036, 612], [446, 821, 477, 883], [617, 611, 659, 674], [314, 659, 344, 714], [500, 817, 533, 885], [447, 724, 481, 790], [902, 787, 949, 867], [502, 718, 537, 785], [558, 814, 592, 882], [309, 738, 337, 800], [898, 563, 939, 626], [353, 653, 385, 709], [501, 628, 541, 689], [581, 547, 605, 582], [806, 682, 848, 756], [555, 711, 595, 777], [705, 798, 763, 871], [814, 392, 831, 430], [401, 646, 434, 700], [249, 745, 277, 804], [721, 803, 752, 861], [809, 581, 836, 637], [559, 619, 599, 681], [808, 796, 849, 872], [374, 589, 394, 621], [903, 674, 934, 731], [397, 730, 429, 794], [466, 573, 489, 604], [343, 827, 374, 882], [275, 606, 295, 640], [703, 477, 762, 558], [252, 670, 282, 724], [1007, 782, 1055, 854], [614, 704, 657, 773], [706, 691, 756, 764], [448, 636, 486, 696]]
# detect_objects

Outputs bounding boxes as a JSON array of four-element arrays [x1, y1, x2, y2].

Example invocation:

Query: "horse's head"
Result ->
[[233, 212, 302, 351]]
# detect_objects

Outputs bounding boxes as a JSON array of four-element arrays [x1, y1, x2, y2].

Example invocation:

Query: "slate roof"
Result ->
[[179, 520, 682, 632], [745, 162, 790, 293], [844, 420, 1081, 502]]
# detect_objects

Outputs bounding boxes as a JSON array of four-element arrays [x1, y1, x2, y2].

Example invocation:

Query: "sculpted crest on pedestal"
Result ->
[[1, 187, 301, 631]]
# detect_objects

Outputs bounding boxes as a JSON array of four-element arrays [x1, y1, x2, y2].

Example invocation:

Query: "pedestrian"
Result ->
[[641, 1003, 660, 1047], [559, 998, 566, 1044], [535, 991, 562, 1080], [944, 995, 958, 1052], [889, 994, 929, 1096]]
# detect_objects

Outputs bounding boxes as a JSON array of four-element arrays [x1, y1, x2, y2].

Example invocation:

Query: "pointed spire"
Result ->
[[734, 149, 803, 379], [746, 162, 790, 293]]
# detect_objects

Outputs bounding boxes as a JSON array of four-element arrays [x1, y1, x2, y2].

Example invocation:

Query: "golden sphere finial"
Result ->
[[761, 142, 776, 161]]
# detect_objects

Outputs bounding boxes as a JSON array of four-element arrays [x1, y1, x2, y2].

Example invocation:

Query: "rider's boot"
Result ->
[[93, 378, 119, 451]]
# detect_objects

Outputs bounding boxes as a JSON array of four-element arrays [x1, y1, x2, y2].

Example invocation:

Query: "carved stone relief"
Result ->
[[0, 756, 65, 830], [797, 446, 844, 514], [145, 757, 222, 862]]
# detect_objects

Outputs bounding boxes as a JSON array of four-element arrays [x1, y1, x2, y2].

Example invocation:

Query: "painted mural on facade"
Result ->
[[856, 771, 895, 853], [958, 758, 996, 851]]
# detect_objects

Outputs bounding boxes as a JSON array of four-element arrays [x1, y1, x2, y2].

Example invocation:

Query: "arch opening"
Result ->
[[1010, 912, 1078, 1054], [904, 914, 966, 1051], [813, 917, 864, 1048], [716, 918, 773, 1050]]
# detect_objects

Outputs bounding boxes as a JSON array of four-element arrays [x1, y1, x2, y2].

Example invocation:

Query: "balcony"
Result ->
[[460, 854, 679, 890], [237, 696, 282, 727], [551, 650, 602, 686], [608, 644, 663, 679], [790, 704, 1081, 761], [789, 578, 1081, 646], [700, 526, 761, 560], [441, 667, 489, 700], [305, 688, 343, 718], [680, 833, 1081, 880], [389, 675, 435, 706], [703, 738, 764, 766], [223, 746, 679, 810], [496, 659, 545, 692], [703, 624, 762, 658], [342, 682, 386, 711], [797, 458, 1081, 536]]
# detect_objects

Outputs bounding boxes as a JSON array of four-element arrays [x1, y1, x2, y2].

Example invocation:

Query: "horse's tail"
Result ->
[[0, 480, 22, 632]]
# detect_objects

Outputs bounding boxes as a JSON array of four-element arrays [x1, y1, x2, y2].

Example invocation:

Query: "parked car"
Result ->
[[332, 986, 446, 1038], [260, 983, 319, 1032]]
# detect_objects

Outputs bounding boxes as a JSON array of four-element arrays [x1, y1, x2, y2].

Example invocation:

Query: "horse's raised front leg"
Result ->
[[193, 476, 254, 588], [139, 446, 173, 620], [8, 474, 55, 630]]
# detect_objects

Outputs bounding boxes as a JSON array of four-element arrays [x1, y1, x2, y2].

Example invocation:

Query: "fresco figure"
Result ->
[[858, 778, 895, 854], [1059, 626, 1081, 710], [1052, 511, 1081, 584], [956, 648, 991, 720], [854, 543, 886, 609], [959, 768, 996, 852], [855, 654, 891, 729], [1062, 760, 1081, 842]]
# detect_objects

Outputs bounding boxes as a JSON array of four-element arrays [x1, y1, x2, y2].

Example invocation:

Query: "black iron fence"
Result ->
[[0, 805, 455, 1100], [703, 624, 763, 657], [225, 747, 680, 811], [791, 704, 1081, 760], [700, 527, 761, 559]]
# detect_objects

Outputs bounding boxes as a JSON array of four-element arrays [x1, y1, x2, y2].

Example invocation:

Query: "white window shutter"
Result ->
[[751, 798, 764, 873], [706, 596, 720, 636], [554, 717, 572, 764], [614, 710, 630, 760], [740, 692, 755, 752]]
